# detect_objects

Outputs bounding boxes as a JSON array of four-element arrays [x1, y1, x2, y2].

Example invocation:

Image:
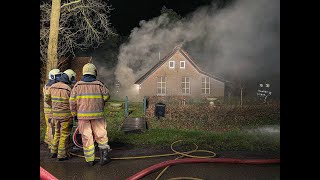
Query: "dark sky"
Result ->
[[40, 0, 233, 35], [108, 0, 232, 35]]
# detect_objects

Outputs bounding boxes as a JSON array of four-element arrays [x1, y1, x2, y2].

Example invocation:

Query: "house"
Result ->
[[134, 46, 225, 98], [59, 56, 93, 81]]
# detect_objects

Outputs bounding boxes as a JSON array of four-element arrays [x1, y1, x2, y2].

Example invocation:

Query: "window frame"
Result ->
[[157, 76, 166, 96], [169, 61, 175, 69], [181, 76, 191, 94], [201, 77, 210, 94], [180, 61, 185, 69]]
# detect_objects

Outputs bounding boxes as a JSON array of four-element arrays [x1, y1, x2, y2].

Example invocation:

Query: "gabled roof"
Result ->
[[134, 46, 226, 84]]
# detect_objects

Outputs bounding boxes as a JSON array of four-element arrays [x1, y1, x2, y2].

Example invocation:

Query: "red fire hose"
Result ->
[[40, 166, 58, 180], [73, 126, 83, 148], [126, 158, 280, 180]]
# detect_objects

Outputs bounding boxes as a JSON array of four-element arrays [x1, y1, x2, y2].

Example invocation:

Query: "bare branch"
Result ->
[[40, 0, 116, 65], [61, 0, 81, 8]]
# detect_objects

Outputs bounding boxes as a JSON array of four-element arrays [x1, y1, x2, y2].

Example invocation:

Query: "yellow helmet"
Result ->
[[48, 69, 61, 80], [63, 69, 76, 82], [83, 63, 97, 76]]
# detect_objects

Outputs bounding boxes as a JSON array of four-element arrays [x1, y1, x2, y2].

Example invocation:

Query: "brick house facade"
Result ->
[[135, 46, 225, 98]]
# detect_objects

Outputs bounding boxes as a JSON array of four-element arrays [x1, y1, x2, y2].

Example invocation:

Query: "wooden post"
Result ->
[[143, 96, 147, 116], [240, 88, 243, 108], [125, 96, 128, 117]]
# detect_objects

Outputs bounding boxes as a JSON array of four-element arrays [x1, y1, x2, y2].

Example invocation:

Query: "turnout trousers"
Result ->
[[51, 117, 73, 158], [78, 118, 109, 162], [44, 115, 54, 149]]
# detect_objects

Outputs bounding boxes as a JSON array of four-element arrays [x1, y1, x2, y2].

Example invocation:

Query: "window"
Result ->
[[180, 61, 185, 69], [169, 61, 175, 69], [157, 76, 166, 95], [201, 77, 210, 94], [182, 77, 190, 94]]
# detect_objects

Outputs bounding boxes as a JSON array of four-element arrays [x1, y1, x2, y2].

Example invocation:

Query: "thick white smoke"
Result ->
[[114, 0, 280, 98]]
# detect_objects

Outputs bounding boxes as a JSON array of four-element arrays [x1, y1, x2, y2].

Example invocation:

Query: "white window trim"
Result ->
[[157, 76, 166, 96], [169, 61, 175, 69], [201, 77, 210, 94], [182, 77, 191, 94], [180, 61, 185, 69]]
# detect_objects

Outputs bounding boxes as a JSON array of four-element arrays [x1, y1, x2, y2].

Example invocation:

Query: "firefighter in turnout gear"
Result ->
[[43, 69, 62, 151], [45, 69, 76, 161], [69, 63, 111, 166]]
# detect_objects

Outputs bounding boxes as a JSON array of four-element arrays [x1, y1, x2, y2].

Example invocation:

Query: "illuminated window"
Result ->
[[157, 76, 166, 95], [180, 61, 185, 69], [201, 77, 210, 94], [182, 77, 190, 94], [169, 61, 175, 69]]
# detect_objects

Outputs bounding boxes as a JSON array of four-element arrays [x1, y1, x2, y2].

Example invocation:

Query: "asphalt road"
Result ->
[[40, 142, 280, 180]]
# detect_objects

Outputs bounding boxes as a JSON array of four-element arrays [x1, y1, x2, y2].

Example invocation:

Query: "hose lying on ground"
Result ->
[[69, 140, 215, 179], [40, 166, 58, 180], [69, 140, 280, 180], [126, 158, 281, 180], [69, 140, 216, 160]]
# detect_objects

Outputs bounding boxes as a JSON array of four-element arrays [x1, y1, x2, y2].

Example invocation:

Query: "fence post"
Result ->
[[143, 96, 147, 116], [125, 96, 128, 117], [240, 88, 243, 108]]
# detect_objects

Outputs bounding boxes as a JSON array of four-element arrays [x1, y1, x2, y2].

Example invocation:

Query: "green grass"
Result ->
[[107, 127, 279, 151], [40, 101, 280, 151], [104, 103, 279, 151]]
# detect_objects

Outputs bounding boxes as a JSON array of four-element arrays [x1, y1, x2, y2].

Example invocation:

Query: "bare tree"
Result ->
[[40, 0, 116, 81]]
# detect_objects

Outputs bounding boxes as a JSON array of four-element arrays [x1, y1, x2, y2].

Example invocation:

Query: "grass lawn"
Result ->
[[40, 100, 280, 151], [109, 128, 279, 151]]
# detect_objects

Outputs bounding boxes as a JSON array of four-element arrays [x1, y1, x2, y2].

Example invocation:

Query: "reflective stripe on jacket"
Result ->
[[45, 82, 72, 119], [70, 80, 109, 120], [43, 85, 52, 118]]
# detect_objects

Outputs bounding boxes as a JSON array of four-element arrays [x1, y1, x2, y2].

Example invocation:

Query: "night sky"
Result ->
[[107, 0, 232, 35], [40, 0, 233, 35]]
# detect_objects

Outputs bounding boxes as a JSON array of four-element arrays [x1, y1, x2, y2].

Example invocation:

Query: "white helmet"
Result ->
[[83, 63, 97, 76], [63, 69, 76, 82], [48, 69, 61, 80]]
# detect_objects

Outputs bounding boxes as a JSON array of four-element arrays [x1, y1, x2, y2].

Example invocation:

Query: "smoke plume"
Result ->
[[114, 0, 280, 99]]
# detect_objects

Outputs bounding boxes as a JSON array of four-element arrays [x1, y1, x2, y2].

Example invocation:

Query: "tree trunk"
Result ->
[[46, 0, 61, 82]]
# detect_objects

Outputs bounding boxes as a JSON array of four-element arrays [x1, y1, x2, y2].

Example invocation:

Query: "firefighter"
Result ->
[[45, 69, 76, 161], [69, 63, 111, 166], [43, 69, 61, 151]]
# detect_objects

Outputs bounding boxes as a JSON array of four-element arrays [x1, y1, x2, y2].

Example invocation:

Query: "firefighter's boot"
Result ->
[[99, 148, 111, 166], [50, 153, 57, 158], [87, 161, 95, 167]]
